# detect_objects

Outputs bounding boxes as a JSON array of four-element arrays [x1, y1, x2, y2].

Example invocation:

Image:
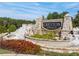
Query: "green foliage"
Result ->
[[59, 11, 69, 19], [47, 11, 69, 19], [0, 17, 35, 33], [0, 25, 7, 33], [72, 11, 79, 27], [31, 31, 56, 40], [0, 48, 14, 54], [46, 11, 79, 27], [47, 13, 53, 19], [7, 25, 16, 32], [37, 50, 79, 56], [51, 12, 60, 19]]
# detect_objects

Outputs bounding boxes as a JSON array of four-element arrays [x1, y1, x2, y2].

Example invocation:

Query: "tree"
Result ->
[[0, 25, 7, 33], [47, 11, 69, 20], [47, 12, 61, 19], [47, 13, 53, 19], [59, 11, 69, 19], [72, 11, 79, 27], [52, 12, 60, 19], [7, 25, 16, 33], [75, 11, 79, 19]]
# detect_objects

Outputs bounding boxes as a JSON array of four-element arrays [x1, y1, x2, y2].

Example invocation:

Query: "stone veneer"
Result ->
[[35, 14, 73, 40], [42, 47, 79, 53]]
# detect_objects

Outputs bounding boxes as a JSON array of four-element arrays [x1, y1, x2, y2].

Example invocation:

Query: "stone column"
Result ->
[[61, 14, 73, 40], [35, 16, 43, 35]]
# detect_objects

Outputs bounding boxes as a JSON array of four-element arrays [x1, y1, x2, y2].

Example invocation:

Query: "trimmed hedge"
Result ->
[[0, 40, 41, 54]]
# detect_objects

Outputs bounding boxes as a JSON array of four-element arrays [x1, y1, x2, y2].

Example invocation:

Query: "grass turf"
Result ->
[[0, 48, 15, 54]]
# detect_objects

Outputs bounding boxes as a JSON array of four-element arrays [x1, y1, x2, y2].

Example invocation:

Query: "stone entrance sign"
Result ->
[[43, 22, 61, 30], [35, 14, 73, 40]]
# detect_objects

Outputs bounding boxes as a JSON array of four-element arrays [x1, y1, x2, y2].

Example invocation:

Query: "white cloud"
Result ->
[[0, 8, 42, 20], [0, 9, 15, 13], [0, 2, 52, 13], [1, 2, 76, 19]]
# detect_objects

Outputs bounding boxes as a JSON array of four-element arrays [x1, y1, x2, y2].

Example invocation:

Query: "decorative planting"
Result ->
[[0, 40, 41, 54]]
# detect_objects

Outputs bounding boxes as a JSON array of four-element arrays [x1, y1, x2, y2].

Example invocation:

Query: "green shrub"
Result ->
[[0, 25, 7, 33], [7, 25, 16, 33]]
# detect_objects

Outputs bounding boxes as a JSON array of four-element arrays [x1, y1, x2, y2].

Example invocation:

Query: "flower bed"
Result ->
[[0, 40, 41, 54]]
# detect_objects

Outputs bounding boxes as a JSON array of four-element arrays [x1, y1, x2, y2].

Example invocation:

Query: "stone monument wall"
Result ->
[[35, 14, 73, 40]]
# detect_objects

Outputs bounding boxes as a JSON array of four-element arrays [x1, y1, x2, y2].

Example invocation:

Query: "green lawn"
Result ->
[[0, 48, 15, 54], [0, 48, 79, 56], [37, 50, 79, 56]]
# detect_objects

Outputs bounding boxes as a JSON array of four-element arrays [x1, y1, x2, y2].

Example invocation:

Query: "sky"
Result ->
[[0, 2, 79, 20]]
